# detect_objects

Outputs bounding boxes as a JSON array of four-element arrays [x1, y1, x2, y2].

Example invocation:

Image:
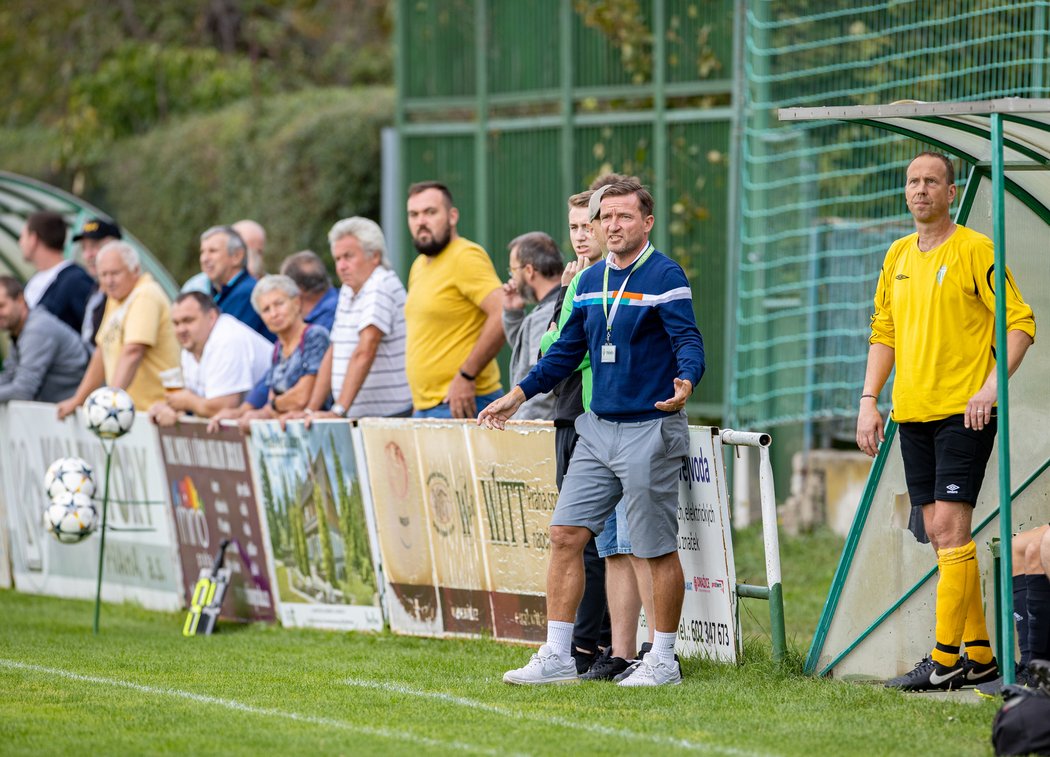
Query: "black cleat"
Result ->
[[571, 647, 597, 675], [579, 649, 631, 681], [960, 656, 999, 688], [975, 664, 1034, 699], [885, 656, 965, 691], [1028, 658, 1050, 693]]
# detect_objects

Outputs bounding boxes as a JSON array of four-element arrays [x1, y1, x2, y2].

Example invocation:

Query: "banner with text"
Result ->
[[466, 423, 557, 643], [669, 428, 738, 662], [158, 422, 276, 623], [0, 408, 12, 589], [359, 419, 558, 644], [0, 401, 183, 610], [359, 419, 737, 655], [356, 419, 441, 635], [248, 420, 383, 632]]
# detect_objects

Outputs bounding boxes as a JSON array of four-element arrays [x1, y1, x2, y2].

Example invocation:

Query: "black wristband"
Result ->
[[860, 394, 877, 402], [459, 369, 476, 381]]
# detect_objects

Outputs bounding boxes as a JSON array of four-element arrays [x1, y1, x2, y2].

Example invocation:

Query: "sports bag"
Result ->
[[993, 686, 1050, 756]]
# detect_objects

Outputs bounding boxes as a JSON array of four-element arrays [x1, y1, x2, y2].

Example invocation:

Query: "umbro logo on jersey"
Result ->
[[895, 274, 909, 280], [946, 484, 960, 494]]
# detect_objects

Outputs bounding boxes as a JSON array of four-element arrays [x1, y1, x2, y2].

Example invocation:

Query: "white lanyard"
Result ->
[[602, 242, 654, 344]]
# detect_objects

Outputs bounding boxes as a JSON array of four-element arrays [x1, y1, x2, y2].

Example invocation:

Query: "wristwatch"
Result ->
[[330, 403, 347, 417]]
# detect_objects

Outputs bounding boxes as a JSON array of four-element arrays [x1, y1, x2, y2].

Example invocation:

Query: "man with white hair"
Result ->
[[299, 217, 412, 419], [56, 240, 180, 416]]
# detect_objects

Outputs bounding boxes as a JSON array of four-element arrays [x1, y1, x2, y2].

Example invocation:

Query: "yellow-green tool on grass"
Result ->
[[183, 539, 232, 636]]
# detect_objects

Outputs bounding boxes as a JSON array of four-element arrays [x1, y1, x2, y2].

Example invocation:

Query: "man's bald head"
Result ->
[[233, 220, 267, 278]]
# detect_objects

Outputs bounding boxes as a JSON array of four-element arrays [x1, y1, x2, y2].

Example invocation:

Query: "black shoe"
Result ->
[[960, 656, 998, 688], [1028, 658, 1050, 693], [613, 643, 679, 683], [975, 664, 1034, 699], [571, 647, 597, 675], [579, 649, 631, 681], [885, 656, 965, 691]]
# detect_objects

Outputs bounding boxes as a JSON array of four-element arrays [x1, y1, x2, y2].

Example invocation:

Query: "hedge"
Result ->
[[92, 86, 393, 283], [0, 87, 392, 284]]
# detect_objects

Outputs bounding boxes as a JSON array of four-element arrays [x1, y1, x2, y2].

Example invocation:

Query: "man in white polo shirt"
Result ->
[[298, 217, 412, 420], [147, 291, 271, 425]]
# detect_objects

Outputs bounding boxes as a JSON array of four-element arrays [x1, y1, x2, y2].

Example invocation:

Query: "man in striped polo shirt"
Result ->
[[301, 217, 412, 420], [480, 178, 705, 687]]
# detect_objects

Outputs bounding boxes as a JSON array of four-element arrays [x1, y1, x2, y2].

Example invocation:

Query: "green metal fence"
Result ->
[[734, 0, 1050, 444], [395, 0, 735, 415]]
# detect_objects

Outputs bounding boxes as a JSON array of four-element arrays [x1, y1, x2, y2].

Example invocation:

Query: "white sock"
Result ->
[[651, 631, 677, 665], [546, 621, 574, 660]]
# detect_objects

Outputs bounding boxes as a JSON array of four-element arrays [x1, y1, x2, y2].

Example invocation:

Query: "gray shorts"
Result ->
[[551, 411, 688, 559]]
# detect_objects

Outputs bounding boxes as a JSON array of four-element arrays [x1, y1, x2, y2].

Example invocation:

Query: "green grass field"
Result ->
[[1, 528, 1002, 756]]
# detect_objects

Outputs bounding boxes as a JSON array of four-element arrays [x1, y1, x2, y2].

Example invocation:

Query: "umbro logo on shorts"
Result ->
[[946, 484, 960, 494], [895, 274, 910, 280]]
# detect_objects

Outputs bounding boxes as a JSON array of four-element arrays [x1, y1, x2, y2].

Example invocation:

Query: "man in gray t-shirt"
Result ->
[[0, 276, 89, 403], [501, 231, 564, 421]]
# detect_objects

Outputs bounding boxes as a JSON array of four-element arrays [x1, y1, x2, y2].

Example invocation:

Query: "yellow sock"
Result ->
[[931, 541, 977, 667], [962, 546, 993, 665]]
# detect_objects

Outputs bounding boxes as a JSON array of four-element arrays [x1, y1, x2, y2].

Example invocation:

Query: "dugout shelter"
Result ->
[[779, 99, 1050, 685], [0, 171, 178, 295]]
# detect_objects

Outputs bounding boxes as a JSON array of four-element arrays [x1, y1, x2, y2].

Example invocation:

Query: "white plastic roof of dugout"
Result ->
[[776, 99, 1050, 682], [0, 171, 178, 297]]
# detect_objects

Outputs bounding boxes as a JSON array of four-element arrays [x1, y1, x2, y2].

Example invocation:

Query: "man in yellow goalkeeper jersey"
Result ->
[[857, 151, 1036, 692]]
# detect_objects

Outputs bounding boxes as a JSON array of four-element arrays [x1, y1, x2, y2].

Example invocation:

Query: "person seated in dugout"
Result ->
[[206, 274, 328, 433], [977, 524, 1050, 697]]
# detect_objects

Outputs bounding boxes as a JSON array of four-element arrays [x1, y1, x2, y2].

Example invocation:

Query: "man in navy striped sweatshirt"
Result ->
[[479, 178, 705, 687]]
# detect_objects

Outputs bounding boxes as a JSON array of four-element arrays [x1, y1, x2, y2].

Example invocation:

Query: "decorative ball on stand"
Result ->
[[84, 386, 136, 439], [42, 456, 99, 544], [44, 491, 99, 543], [43, 457, 96, 500]]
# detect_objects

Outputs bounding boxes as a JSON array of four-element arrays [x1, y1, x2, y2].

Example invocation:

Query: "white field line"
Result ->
[[345, 678, 775, 757], [0, 659, 509, 756]]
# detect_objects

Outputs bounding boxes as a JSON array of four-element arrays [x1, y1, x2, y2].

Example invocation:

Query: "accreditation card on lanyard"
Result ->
[[601, 243, 655, 363]]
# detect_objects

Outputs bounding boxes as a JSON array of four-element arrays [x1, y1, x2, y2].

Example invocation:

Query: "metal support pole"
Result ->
[[474, 0, 489, 248], [93, 440, 114, 635], [722, 0, 747, 432], [733, 444, 752, 528], [559, 0, 574, 204], [652, 0, 668, 251], [991, 113, 1016, 684], [758, 443, 786, 663], [721, 429, 785, 663]]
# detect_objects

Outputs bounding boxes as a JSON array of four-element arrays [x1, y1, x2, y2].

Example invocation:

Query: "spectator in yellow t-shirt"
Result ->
[[56, 241, 180, 416], [403, 181, 505, 418]]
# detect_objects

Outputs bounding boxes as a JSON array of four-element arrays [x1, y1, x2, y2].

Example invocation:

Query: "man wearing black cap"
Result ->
[[72, 217, 122, 352]]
